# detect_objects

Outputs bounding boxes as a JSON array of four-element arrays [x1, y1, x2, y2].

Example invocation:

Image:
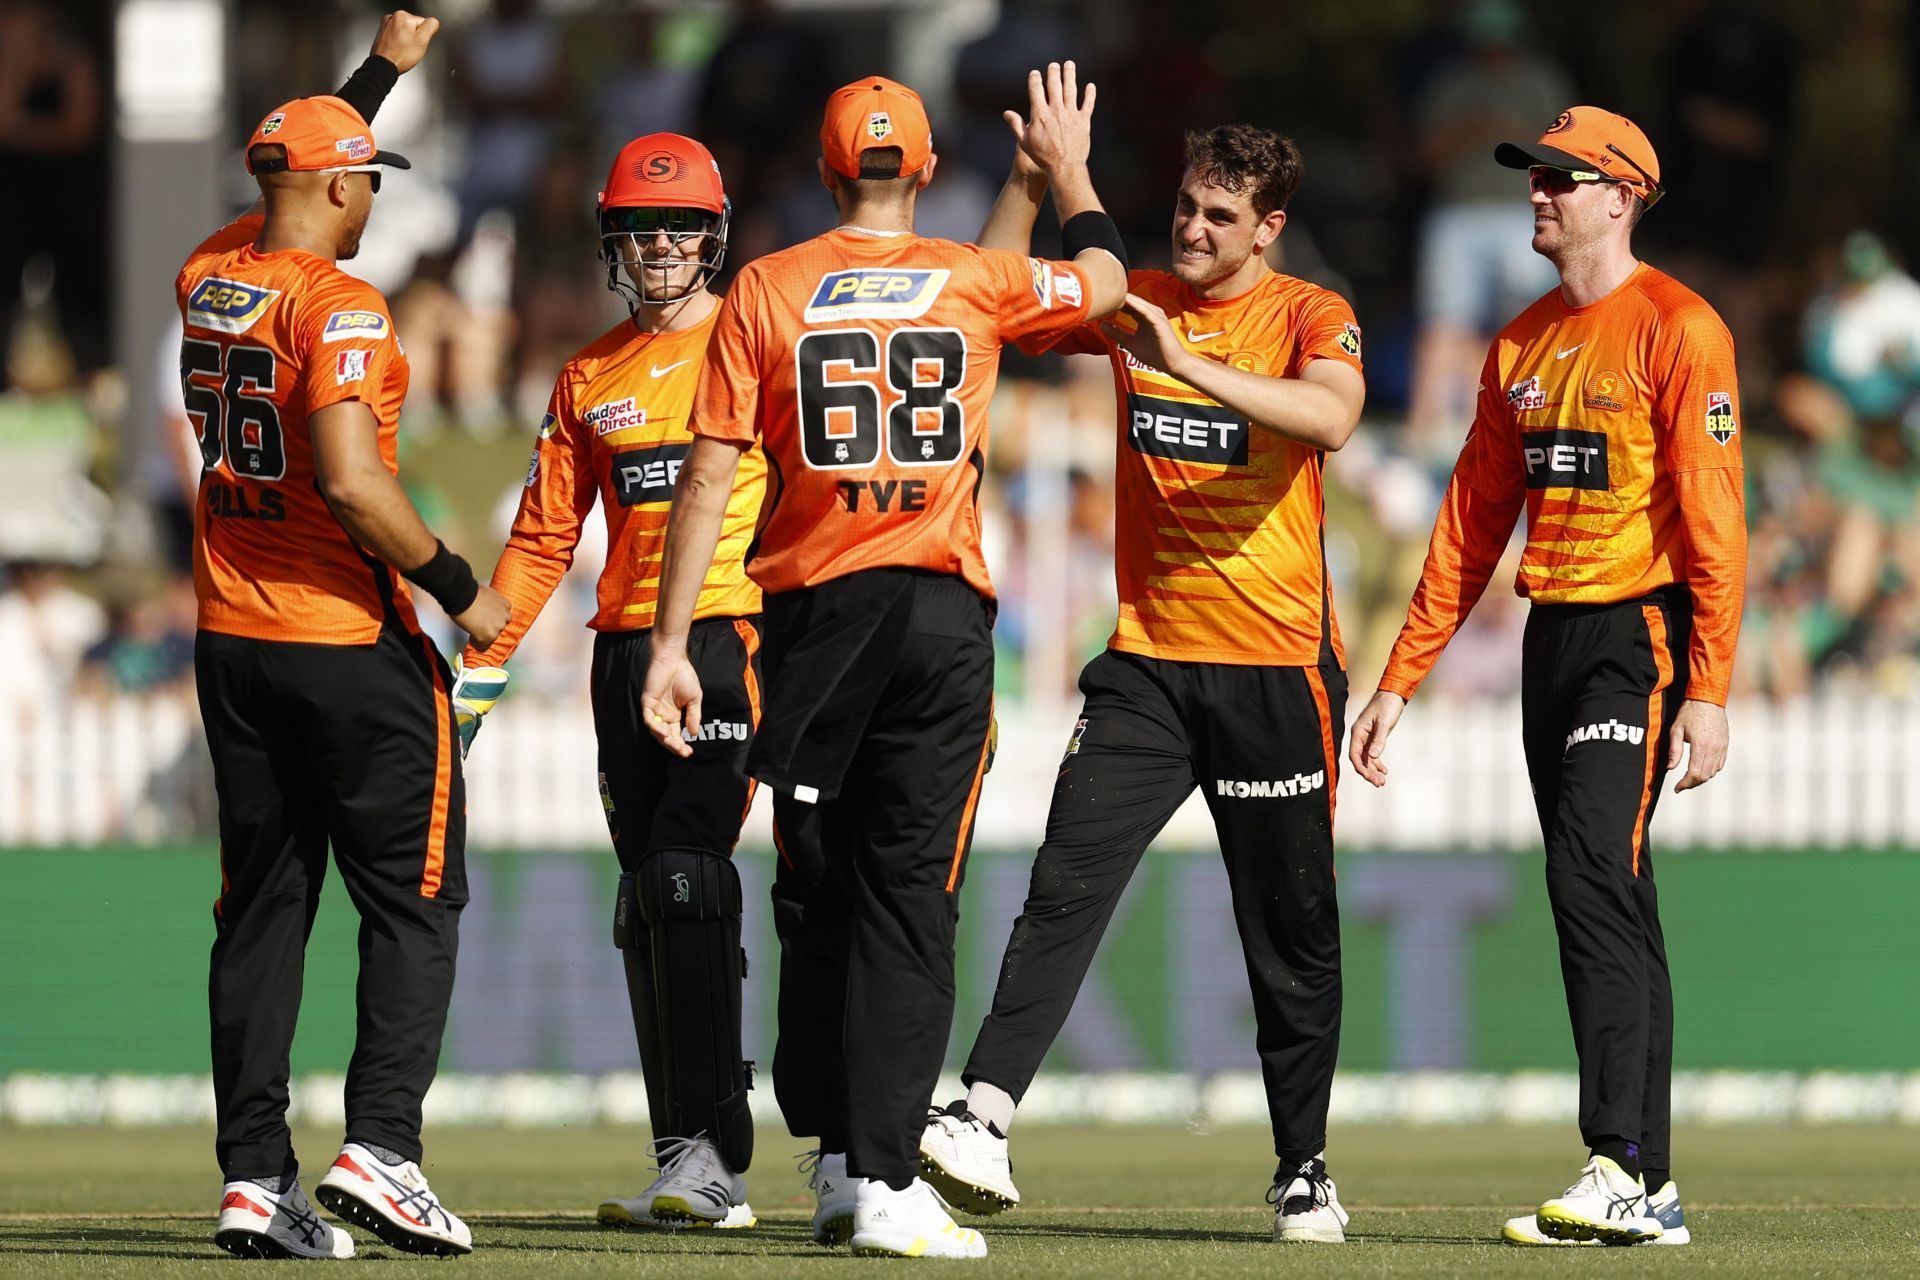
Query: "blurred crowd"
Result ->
[[6, 0, 1920, 724]]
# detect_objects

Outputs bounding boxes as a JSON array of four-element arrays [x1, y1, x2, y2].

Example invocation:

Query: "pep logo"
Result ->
[[1521, 428, 1609, 490], [321, 310, 389, 342], [804, 269, 949, 321], [612, 442, 690, 507], [186, 276, 281, 334]]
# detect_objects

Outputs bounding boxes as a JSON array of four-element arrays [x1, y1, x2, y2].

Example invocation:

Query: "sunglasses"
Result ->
[[1528, 165, 1621, 196], [602, 207, 716, 245]]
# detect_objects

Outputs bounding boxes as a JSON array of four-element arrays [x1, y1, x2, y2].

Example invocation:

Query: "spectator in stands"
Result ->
[[1403, 0, 1570, 450], [0, 559, 106, 718], [449, 0, 567, 240]]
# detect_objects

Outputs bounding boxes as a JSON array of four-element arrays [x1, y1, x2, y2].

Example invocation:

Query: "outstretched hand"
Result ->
[[371, 10, 440, 75], [1003, 61, 1096, 179]]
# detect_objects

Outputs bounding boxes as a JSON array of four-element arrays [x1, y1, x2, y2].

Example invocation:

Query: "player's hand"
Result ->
[[453, 585, 511, 651], [642, 650, 703, 759], [1101, 293, 1190, 379], [1667, 698, 1728, 791], [1004, 60, 1096, 178], [1347, 690, 1406, 788], [370, 10, 441, 75], [450, 659, 510, 760]]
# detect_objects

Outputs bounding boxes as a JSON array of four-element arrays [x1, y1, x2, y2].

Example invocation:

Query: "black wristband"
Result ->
[[334, 55, 400, 125], [403, 540, 480, 616], [1060, 210, 1128, 272]]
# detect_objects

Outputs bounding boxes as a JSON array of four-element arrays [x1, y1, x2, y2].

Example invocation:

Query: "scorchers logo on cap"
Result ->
[[868, 112, 893, 141]]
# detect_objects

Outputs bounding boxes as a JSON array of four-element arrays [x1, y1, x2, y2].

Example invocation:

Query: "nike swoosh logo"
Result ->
[[650, 360, 690, 378], [1187, 329, 1226, 343], [1556, 343, 1584, 360]]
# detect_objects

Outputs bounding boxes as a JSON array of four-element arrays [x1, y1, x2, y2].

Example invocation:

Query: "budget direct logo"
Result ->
[[804, 269, 949, 321], [584, 396, 645, 437], [186, 276, 281, 334], [1507, 375, 1546, 412]]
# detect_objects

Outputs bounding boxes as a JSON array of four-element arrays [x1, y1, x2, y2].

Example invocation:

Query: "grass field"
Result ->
[[3, 1124, 1916, 1276]]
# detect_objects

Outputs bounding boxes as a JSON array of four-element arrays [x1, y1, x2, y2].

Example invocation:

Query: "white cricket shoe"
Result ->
[[800, 1149, 856, 1245], [919, 1102, 1019, 1216], [1502, 1213, 1601, 1246], [214, 1176, 355, 1259], [314, 1143, 472, 1256], [1534, 1156, 1662, 1244], [848, 1177, 987, 1258], [1648, 1180, 1691, 1244], [1269, 1155, 1349, 1243], [627, 1134, 751, 1226], [597, 1178, 756, 1230]]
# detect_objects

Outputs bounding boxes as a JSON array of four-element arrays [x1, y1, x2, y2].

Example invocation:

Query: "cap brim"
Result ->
[[1494, 141, 1591, 171], [371, 150, 410, 170]]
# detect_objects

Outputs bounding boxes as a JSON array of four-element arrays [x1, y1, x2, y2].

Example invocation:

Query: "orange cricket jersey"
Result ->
[[175, 213, 418, 644], [1381, 263, 1747, 704], [690, 228, 1094, 597], [466, 308, 765, 667], [1045, 268, 1364, 666]]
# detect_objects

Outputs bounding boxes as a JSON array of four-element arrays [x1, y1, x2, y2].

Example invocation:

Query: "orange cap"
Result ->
[[1495, 105, 1662, 202], [244, 96, 409, 175], [599, 133, 727, 213], [819, 75, 932, 179]]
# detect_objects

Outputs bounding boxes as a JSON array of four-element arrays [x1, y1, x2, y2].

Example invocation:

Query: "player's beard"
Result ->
[[338, 207, 370, 261]]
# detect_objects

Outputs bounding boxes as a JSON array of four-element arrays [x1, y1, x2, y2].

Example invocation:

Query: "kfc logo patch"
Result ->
[[335, 348, 370, 384]]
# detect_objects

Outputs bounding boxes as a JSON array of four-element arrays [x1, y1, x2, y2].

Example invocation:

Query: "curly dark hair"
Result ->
[[1182, 125, 1304, 217]]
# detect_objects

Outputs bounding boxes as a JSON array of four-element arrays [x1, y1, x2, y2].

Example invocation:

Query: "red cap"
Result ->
[[245, 96, 409, 174], [819, 75, 932, 179], [598, 133, 726, 213], [1495, 106, 1662, 203]]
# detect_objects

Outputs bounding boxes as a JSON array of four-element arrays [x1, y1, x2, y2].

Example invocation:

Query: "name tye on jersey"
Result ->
[[186, 277, 281, 334], [584, 396, 646, 436], [322, 310, 389, 342], [803, 269, 949, 321]]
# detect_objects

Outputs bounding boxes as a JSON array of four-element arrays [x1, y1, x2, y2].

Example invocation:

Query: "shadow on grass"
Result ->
[[0, 1225, 216, 1260]]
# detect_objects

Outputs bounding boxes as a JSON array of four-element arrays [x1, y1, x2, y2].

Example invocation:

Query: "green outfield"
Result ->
[[3, 1124, 1915, 1276]]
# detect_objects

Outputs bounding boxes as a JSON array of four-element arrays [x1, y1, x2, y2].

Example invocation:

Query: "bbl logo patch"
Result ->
[[1337, 321, 1362, 358], [260, 112, 285, 136], [1706, 391, 1737, 445], [1583, 368, 1630, 412], [1063, 717, 1089, 763], [804, 268, 949, 321], [186, 276, 281, 334], [868, 111, 893, 141]]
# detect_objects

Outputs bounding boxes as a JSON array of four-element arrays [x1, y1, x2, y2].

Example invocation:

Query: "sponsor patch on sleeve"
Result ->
[[524, 444, 541, 488], [1028, 259, 1054, 308], [321, 309, 390, 342], [537, 411, 559, 439], [335, 348, 371, 385], [1705, 391, 1737, 445], [1337, 321, 1362, 358], [1054, 265, 1083, 309], [185, 276, 281, 334]]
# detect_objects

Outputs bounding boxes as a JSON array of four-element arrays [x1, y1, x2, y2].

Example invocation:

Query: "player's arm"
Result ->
[[461, 386, 594, 671], [1005, 61, 1126, 318], [1659, 314, 1748, 790], [1349, 351, 1525, 786], [641, 436, 747, 758], [1103, 296, 1365, 450], [240, 11, 439, 220], [978, 140, 1046, 253], [311, 399, 509, 648]]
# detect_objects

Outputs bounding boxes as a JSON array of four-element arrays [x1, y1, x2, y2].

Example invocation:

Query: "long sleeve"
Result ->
[[463, 378, 597, 667], [1654, 308, 1746, 704], [1378, 348, 1526, 700]]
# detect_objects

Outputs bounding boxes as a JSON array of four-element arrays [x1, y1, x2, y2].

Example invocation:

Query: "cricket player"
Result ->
[[460, 131, 766, 1231], [180, 11, 508, 1260], [640, 65, 1126, 1258], [919, 123, 1367, 1244], [1349, 106, 1743, 1247]]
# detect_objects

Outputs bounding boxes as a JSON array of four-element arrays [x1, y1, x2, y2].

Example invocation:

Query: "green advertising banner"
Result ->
[[4, 847, 1916, 1078]]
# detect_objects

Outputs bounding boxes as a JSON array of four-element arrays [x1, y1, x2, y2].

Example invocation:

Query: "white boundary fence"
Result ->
[[2, 694, 1917, 849]]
